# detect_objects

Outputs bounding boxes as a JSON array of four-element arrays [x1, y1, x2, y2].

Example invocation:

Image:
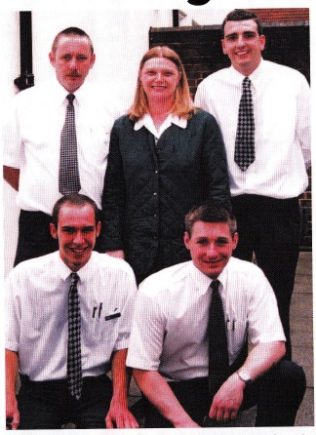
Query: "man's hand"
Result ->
[[6, 394, 20, 430], [209, 373, 245, 422], [106, 250, 125, 259], [105, 398, 139, 429]]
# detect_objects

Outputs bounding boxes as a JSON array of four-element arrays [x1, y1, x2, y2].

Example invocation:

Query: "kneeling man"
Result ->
[[6, 193, 139, 429], [127, 202, 305, 427]]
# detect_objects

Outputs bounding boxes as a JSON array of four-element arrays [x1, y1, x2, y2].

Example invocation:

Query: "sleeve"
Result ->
[[2, 97, 24, 168], [200, 112, 231, 210], [5, 272, 21, 352], [101, 119, 126, 251], [194, 81, 208, 111], [113, 265, 138, 351], [246, 267, 286, 346], [126, 287, 166, 371], [296, 74, 311, 168]]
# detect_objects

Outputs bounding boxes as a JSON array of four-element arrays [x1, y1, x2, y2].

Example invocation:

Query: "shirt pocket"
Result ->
[[227, 318, 248, 360]]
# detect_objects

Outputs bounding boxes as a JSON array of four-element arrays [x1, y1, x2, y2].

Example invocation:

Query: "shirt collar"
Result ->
[[229, 58, 265, 89], [54, 250, 94, 283], [189, 259, 230, 295], [51, 79, 91, 107], [134, 113, 187, 137]]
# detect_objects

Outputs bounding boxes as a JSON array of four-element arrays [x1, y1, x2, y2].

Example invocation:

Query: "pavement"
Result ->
[[128, 251, 314, 427]]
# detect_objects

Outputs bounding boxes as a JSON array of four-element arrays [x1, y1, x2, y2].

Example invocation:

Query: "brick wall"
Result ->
[[149, 10, 311, 249]]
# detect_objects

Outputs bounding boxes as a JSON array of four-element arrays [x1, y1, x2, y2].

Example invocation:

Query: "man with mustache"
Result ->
[[3, 27, 117, 265]]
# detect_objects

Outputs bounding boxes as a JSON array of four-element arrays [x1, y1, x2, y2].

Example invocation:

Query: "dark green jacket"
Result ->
[[102, 109, 230, 283]]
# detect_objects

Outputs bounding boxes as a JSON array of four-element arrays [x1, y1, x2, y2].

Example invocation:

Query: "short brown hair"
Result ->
[[185, 202, 237, 236], [52, 193, 99, 226], [128, 45, 195, 121], [222, 9, 263, 36], [51, 27, 94, 54]]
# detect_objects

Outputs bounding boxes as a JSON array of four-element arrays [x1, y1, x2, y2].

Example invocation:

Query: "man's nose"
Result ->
[[236, 34, 246, 45], [206, 243, 217, 257], [69, 57, 78, 69], [73, 231, 84, 243]]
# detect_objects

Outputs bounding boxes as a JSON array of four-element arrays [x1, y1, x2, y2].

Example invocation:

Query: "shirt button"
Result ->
[[155, 170, 158, 174], [153, 192, 157, 196], [153, 214, 158, 218]]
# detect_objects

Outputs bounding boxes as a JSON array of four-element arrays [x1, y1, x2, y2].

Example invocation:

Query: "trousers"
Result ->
[[231, 195, 302, 359], [17, 374, 113, 429], [144, 360, 306, 428]]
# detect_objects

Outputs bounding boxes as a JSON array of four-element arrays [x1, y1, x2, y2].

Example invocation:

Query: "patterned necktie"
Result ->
[[59, 94, 81, 195], [208, 279, 229, 397], [67, 272, 82, 400], [234, 77, 255, 171]]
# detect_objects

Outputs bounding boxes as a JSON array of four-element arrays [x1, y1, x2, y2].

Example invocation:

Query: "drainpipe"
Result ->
[[172, 10, 179, 27], [14, 11, 34, 90]]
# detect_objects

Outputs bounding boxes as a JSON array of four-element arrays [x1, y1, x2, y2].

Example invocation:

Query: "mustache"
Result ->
[[67, 72, 81, 78]]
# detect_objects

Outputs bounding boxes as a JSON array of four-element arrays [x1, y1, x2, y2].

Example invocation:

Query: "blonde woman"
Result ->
[[102, 46, 230, 283]]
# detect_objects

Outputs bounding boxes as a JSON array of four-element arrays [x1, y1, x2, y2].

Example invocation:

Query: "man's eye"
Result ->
[[63, 228, 75, 234], [243, 32, 257, 39], [77, 55, 88, 61], [225, 34, 238, 41], [216, 240, 228, 246], [82, 228, 93, 233]]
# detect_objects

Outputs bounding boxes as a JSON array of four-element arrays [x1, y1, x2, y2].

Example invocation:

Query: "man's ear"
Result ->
[[50, 223, 58, 239], [221, 38, 228, 55], [96, 221, 101, 238], [49, 51, 55, 67], [232, 232, 239, 251], [183, 231, 191, 250]]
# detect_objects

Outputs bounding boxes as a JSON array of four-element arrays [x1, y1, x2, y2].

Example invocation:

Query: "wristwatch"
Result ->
[[237, 369, 252, 386]]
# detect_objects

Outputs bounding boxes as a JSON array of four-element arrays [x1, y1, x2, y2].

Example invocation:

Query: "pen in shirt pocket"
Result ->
[[226, 316, 236, 331]]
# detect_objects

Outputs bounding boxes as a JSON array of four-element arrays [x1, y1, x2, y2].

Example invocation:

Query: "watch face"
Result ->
[[238, 370, 251, 384]]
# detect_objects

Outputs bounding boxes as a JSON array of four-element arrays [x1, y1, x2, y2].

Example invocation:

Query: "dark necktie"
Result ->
[[67, 272, 82, 400], [234, 77, 255, 171], [59, 94, 81, 195], [208, 279, 229, 397]]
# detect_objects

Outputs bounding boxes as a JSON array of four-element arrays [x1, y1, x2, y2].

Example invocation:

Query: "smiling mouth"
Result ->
[[70, 247, 87, 255]]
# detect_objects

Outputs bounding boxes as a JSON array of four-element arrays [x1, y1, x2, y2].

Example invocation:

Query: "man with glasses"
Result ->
[[195, 9, 311, 360]]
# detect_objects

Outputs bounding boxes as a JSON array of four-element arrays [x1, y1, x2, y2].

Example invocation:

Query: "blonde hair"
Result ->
[[128, 46, 195, 121]]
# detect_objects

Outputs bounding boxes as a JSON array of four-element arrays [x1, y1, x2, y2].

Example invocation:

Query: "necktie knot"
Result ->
[[242, 77, 251, 89], [211, 279, 220, 293], [67, 93, 75, 105], [70, 272, 79, 287]]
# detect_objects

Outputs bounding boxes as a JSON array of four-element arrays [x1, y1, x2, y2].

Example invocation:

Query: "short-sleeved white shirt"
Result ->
[[2, 80, 121, 213], [126, 257, 285, 381], [6, 251, 137, 381]]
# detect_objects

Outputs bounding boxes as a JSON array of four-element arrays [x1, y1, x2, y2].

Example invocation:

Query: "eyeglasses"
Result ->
[[224, 31, 259, 42]]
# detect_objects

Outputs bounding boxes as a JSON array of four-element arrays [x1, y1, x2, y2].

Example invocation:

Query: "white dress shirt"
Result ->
[[2, 80, 120, 213], [6, 251, 137, 381], [126, 257, 285, 381], [195, 60, 310, 198]]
